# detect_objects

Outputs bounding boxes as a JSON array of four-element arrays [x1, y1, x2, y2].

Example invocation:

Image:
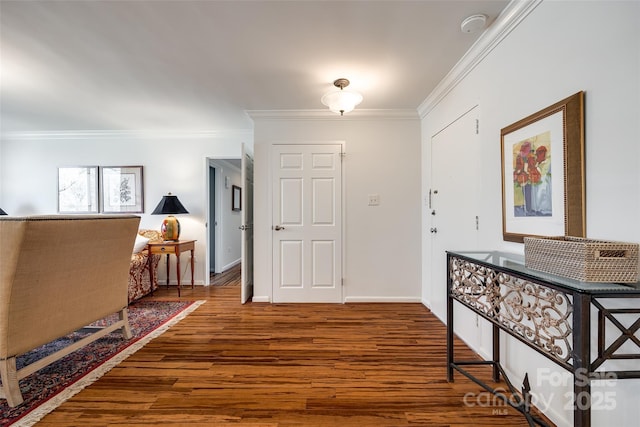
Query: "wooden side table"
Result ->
[[147, 240, 196, 297]]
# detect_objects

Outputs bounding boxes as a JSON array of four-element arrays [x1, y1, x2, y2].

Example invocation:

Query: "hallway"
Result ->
[[210, 263, 241, 287], [37, 283, 552, 426]]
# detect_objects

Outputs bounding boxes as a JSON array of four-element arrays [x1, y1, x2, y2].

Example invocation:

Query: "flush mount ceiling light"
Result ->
[[321, 78, 363, 116], [460, 14, 487, 33]]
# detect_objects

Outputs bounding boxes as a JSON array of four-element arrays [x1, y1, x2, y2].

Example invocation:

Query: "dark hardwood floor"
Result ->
[[38, 281, 554, 426], [210, 264, 241, 287]]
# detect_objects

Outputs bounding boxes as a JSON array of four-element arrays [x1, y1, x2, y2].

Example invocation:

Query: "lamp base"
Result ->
[[161, 215, 181, 241]]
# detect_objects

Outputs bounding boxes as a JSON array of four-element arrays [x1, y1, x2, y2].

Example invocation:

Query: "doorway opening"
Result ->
[[210, 263, 241, 286], [207, 158, 242, 285]]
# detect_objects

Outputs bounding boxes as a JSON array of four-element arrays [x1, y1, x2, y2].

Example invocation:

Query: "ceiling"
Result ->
[[0, 0, 509, 134]]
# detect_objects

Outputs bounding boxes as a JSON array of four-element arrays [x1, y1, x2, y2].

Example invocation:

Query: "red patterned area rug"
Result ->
[[1, 299, 205, 426]]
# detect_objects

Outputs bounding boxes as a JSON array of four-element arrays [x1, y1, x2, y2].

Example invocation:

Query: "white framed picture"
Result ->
[[58, 166, 99, 213]]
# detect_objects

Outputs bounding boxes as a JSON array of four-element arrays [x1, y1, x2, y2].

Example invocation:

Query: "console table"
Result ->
[[446, 251, 640, 427], [147, 240, 196, 297]]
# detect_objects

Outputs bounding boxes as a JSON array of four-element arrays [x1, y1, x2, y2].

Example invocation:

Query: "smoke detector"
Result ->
[[460, 14, 487, 33]]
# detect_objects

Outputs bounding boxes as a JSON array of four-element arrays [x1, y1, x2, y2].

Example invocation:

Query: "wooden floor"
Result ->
[[210, 264, 241, 287], [38, 283, 553, 426]]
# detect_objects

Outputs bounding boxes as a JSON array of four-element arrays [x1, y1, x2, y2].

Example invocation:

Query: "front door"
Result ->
[[429, 105, 481, 348], [272, 144, 343, 303]]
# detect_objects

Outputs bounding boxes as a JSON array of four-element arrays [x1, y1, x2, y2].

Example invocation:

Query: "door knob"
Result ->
[[430, 227, 438, 233], [274, 225, 285, 231]]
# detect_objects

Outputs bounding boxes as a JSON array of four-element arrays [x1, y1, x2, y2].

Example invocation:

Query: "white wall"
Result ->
[[421, 1, 640, 426], [250, 114, 422, 302], [0, 130, 252, 285]]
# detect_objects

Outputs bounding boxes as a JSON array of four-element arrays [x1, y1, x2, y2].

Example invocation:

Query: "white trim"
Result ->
[[417, 0, 543, 118], [205, 157, 243, 280], [221, 258, 241, 272], [344, 296, 423, 303], [1, 129, 253, 141], [247, 109, 418, 121], [164, 280, 206, 286], [251, 296, 271, 303]]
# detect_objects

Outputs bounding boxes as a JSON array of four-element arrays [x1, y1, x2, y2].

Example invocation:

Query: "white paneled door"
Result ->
[[272, 144, 342, 303], [241, 143, 254, 304]]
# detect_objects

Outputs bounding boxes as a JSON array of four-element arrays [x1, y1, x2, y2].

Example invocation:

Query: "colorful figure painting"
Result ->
[[512, 131, 552, 217]]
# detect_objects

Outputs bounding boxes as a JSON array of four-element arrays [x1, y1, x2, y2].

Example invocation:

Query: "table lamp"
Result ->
[[151, 193, 189, 241]]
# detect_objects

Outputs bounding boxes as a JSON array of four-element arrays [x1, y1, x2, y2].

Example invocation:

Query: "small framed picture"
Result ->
[[58, 166, 99, 213], [100, 166, 144, 213], [232, 185, 242, 211]]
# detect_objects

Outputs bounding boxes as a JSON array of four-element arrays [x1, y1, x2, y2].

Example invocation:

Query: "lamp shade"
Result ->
[[0, 208, 7, 215], [321, 89, 363, 115], [321, 78, 363, 116], [151, 193, 189, 241], [151, 194, 189, 215]]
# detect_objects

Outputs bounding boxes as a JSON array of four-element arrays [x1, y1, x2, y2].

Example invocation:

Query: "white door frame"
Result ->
[[267, 140, 347, 303], [204, 157, 241, 285]]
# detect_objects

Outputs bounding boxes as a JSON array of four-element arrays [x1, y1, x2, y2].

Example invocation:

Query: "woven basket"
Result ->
[[524, 236, 639, 283]]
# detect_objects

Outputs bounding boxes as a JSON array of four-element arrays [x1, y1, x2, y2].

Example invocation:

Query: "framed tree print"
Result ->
[[58, 166, 99, 213], [100, 166, 144, 213], [501, 91, 585, 243]]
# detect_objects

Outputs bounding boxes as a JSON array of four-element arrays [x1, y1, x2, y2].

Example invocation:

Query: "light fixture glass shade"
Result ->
[[321, 89, 363, 115], [151, 193, 189, 241]]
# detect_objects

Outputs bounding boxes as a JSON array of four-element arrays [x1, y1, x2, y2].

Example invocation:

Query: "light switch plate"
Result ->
[[368, 194, 380, 206]]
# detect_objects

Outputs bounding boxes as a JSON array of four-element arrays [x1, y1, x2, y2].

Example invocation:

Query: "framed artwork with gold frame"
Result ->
[[501, 91, 585, 243]]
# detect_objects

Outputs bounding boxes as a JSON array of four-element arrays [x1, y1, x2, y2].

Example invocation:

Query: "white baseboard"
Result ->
[[344, 296, 423, 303], [250, 296, 421, 303], [164, 280, 206, 286], [221, 258, 241, 272]]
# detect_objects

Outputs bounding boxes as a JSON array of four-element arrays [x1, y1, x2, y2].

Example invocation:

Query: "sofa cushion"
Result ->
[[128, 229, 162, 303], [138, 229, 162, 242], [132, 234, 150, 253]]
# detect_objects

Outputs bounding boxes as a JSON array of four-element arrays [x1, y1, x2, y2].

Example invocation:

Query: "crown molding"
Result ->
[[0, 129, 254, 141], [417, 0, 543, 118], [1, 0, 539, 138], [0, 109, 419, 139], [246, 109, 419, 121]]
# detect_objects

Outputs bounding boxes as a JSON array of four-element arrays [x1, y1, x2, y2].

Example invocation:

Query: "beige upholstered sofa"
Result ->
[[128, 229, 162, 303], [0, 215, 140, 407]]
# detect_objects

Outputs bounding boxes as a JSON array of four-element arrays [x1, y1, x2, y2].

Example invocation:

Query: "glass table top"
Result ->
[[447, 250, 640, 294]]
